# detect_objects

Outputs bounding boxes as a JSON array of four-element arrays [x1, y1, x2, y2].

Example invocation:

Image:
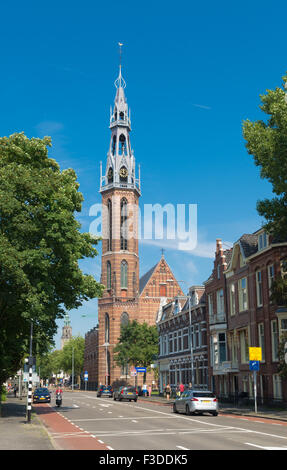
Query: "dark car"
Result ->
[[33, 387, 51, 403], [97, 385, 113, 398], [113, 386, 138, 402]]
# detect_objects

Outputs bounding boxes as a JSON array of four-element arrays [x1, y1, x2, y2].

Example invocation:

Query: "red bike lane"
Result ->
[[34, 403, 111, 450]]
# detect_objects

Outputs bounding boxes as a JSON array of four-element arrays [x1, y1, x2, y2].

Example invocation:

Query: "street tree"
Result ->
[[243, 74, 287, 305], [59, 336, 85, 384], [113, 320, 158, 384], [0, 133, 104, 386]]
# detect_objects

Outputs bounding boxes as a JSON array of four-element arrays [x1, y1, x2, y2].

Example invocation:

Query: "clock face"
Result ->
[[120, 167, 128, 178]]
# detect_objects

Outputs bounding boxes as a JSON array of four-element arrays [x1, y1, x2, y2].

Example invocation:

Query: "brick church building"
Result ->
[[95, 60, 183, 387]]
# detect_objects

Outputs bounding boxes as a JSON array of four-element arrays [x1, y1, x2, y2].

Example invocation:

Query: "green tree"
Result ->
[[243, 74, 287, 239], [113, 320, 158, 383], [59, 336, 85, 384], [0, 133, 104, 386], [243, 74, 287, 305], [277, 333, 287, 380]]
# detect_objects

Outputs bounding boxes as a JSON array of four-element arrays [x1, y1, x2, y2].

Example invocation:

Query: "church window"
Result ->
[[108, 167, 113, 184], [121, 311, 129, 327], [119, 134, 126, 154], [120, 198, 128, 250], [112, 135, 116, 155], [107, 199, 112, 251], [119, 111, 124, 120], [121, 260, 128, 288], [107, 261, 111, 290], [105, 313, 110, 343]]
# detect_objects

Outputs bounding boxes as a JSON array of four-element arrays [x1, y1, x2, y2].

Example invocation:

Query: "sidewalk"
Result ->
[[0, 394, 56, 450], [138, 394, 287, 422]]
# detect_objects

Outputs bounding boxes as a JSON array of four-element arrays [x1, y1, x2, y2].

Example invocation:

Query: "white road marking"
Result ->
[[245, 443, 287, 450]]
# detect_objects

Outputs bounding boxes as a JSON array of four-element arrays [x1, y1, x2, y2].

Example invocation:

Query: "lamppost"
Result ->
[[177, 281, 194, 388], [72, 346, 74, 392], [102, 342, 110, 386]]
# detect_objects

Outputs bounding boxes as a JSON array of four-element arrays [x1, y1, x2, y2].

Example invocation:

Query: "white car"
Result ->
[[173, 390, 219, 416]]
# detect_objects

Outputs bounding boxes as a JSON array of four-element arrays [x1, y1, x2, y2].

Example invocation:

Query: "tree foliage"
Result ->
[[0, 133, 104, 384], [243, 74, 287, 239], [59, 336, 85, 378], [243, 74, 287, 306], [277, 333, 287, 379], [113, 320, 158, 374]]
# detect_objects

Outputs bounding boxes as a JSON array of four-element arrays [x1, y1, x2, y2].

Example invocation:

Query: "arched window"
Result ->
[[107, 199, 112, 251], [108, 167, 113, 184], [119, 134, 126, 154], [105, 313, 110, 343], [112, 135, 116, 155], [121, 312, 129, 327], [121, 260, 128, 288], [120, 198, 128, 250], [106, 261, 111, 290]]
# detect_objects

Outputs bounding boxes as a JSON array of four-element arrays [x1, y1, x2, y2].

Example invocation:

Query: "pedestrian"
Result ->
[[13, 384, 18, 398], [179, 382, 185, 395], [176, 383, 180, 398], [165, 383, 171, 400], [148, 385, 152, 397], [188, 382, 192, 389]]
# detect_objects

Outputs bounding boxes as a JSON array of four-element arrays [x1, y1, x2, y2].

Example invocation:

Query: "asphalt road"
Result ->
[[47, 391, 287, 451]]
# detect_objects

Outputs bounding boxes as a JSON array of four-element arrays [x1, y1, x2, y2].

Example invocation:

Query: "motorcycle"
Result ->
[[55, 392, 62, 407]]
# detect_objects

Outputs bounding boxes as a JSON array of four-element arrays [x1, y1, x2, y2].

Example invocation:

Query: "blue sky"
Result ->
[[1, 0, 286, 348]]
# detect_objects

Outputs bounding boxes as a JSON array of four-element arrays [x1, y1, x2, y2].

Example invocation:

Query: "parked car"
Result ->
[[113, 386, 138, 402], [33, 387, 51, 404], [136, 386, 149, 396], [97, 385, 113, 398], [173, 390, 218, 416]]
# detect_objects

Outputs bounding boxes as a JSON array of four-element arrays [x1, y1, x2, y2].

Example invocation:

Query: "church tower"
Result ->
[[98, 57, 141, 386], [60, 314, 72, 350], [97, 49, 184, 388]]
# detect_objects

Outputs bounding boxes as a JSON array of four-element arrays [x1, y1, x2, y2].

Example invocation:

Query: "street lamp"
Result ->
[[102, 342, 110, 386], [177, 281, 195, 388]]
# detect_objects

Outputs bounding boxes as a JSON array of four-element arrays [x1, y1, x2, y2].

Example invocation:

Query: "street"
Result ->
[[35, 391, 287, 451]]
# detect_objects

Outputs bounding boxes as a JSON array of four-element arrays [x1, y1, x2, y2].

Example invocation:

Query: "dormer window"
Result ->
[[258, 231, 268, 251]]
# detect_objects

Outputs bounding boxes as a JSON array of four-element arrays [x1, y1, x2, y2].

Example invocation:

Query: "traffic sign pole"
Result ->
[[253, 370, 257, 414]]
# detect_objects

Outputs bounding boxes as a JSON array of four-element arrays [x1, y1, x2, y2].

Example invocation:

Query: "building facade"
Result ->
[[206, 232, 287, 404], [83, 326, 99, 390], [157, 286, 208, 394]]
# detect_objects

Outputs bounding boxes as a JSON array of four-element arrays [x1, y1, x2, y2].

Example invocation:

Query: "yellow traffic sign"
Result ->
[[249, 347, 262, 361]]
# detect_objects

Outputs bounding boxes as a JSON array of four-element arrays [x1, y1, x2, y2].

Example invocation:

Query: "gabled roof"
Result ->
[[139, 263, 158, 294], [239, 233, 258, 258]]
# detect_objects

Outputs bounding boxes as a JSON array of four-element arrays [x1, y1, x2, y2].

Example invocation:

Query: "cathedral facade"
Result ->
[[97, 61, 183, 387]]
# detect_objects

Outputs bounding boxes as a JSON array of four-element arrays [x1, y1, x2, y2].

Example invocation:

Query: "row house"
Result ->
[[83, 326, 99, 390], [205, 232, 287, 404], [157, 286, 208, 394]]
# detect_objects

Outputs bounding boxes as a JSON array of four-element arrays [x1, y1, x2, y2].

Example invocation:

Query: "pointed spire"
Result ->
[[114, 43, 126, 90]]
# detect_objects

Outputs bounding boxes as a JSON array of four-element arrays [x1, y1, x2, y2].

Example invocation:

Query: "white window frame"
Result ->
[[256, 270, 263, 307], [273, 374, 282, 400], [267, 264, 275, 301], [238, 277, 248, 312], [258, 323, 265, 362], [230, 283, 236, 316], [216, 288, 224, 316], [271, 319, 279, 362]]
